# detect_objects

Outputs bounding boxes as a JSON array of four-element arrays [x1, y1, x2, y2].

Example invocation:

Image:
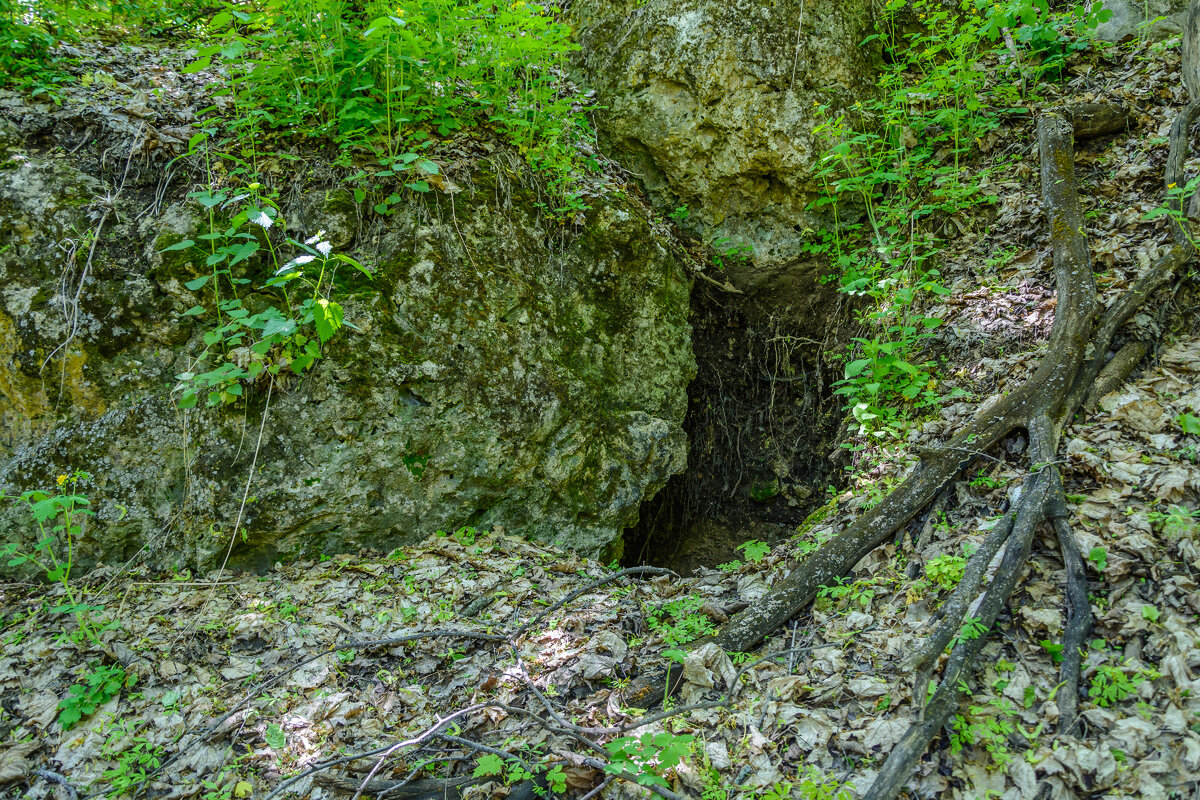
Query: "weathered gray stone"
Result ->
[[568, 0, 877, 289], [0, 140, 694, 570], [1093, 0, 1189, 41]]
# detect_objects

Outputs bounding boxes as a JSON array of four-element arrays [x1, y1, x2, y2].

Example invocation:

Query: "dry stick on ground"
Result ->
[[189, 567, 674, 797], [192, 565, 667, 747]]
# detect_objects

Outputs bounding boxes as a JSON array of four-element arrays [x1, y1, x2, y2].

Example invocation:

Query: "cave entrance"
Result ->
[[622, 279, 847, 574]]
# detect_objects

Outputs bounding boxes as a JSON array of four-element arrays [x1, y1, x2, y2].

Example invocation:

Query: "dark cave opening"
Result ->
[[622, 280, 848, 574]]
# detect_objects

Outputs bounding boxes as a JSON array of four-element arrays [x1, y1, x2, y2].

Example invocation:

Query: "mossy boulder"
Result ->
[[0, 136, 694, 570]]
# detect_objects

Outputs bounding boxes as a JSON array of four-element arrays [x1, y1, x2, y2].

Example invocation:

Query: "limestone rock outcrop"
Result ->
[[0, 101, 694, 570], [569, 0, 877, 290]]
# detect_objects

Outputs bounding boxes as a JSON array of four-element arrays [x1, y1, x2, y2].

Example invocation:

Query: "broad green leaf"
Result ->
[[160, 239, 195, 252], [472, 754, 505, 777], [313, 299, 344, 343], [265, 723, 286, 750], [182, 56, 211, 74], [333, 253, 372, 277], [261, 317, 297, 339], [844, 359, 870, 378]]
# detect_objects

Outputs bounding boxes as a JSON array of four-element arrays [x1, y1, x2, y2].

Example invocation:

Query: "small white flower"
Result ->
[[250, 211, 273, 228], [277, 254, 316, 274], [316, 241, 332, 256]]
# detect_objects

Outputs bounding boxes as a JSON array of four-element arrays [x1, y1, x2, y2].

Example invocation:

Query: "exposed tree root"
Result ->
[[1052, 509, 1091, 735], [1084, 339, 1151, 412], [861, 109, 1100, 800], [905, 509, 1016, 707]]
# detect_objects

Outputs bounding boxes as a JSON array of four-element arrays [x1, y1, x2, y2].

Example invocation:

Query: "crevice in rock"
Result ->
[[622, 279, 847, 574]]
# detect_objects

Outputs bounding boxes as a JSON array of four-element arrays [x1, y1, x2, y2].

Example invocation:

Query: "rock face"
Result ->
[[1094, 0, 1191, 42], [0, 114, 693, 570], [568, 0, 877, 290]]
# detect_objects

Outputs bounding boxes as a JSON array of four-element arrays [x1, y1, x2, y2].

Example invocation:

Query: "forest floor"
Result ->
[[4, 24, 1200, 800]]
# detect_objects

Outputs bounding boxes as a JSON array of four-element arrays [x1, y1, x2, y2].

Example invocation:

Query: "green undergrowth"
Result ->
[[1, 0, 598, 218], [0, 0, 212, 99], [187, 0, 596, 215], [807, 0, 1110, 441]]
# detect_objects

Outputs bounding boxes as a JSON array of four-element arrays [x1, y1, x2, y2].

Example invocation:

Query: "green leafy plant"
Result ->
[[1, 471, 106, 641], [709, 237, 754, 271], [0, 0, 70, 101], [647, 595, 716, 647], [949, 696, 1019, 768], [926, 554, 968, 591], [101, 737, 162, 797], [264, 722, 286, 749], [1088, 546, 1107, 572], [808, 0, 1000, 433], [187, 0, 594, 218], [969, 469, 1004, 489], [437, 526, 478, 546], [795, 768, 853, 800], [818, 576, 879, 610], [950, 616, 988, 648], [978, 0, 1111, 79], [760, 782, 795, 800], [736, 539, 771, 563], [806, 0, 1110, 435], [696, 748, 729, 800], [58, 664, 126, 730], [1179, 411, 1200, 435], [604, 732, 693, 789], [1040, 639, 1064, 664], [1088, 662, 1158, 707], [471, 754, 566, 794], [794, 523, 835, 557], [1147, 504, 1200, 539], [1144, 175, 1200, 250], [164, 183, 371, 408]]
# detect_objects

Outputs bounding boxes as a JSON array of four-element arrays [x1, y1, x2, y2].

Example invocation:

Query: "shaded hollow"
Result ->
[[622, 281, 847, 574]]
